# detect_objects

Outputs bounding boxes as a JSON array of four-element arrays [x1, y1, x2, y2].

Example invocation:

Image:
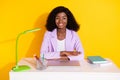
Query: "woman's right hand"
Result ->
[[59, 56, 70, 61]]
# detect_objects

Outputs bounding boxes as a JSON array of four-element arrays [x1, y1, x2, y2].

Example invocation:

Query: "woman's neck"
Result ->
[[57, 28, 66, 33], [57, 28, 66, 40]]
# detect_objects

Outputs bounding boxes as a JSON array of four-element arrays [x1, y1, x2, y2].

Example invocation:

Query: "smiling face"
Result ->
[[55, 12, 68, 29]]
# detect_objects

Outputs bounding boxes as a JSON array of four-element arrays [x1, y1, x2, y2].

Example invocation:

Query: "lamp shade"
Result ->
[[12, 28, 41, 72]]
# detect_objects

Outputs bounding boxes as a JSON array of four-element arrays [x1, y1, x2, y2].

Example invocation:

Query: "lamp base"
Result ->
[[12, 65, 31, 72]]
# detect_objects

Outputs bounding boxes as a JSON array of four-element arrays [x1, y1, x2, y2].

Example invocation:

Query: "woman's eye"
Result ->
[[56, 17, 59, 19], [63, 17, 67, 19], [63, 17, 66, 19]]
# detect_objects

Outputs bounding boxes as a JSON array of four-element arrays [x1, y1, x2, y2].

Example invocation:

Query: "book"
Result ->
[[87, 56, 108, 64]]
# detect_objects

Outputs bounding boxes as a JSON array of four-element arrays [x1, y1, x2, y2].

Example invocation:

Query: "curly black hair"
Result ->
[[46, 6, 80, 32]]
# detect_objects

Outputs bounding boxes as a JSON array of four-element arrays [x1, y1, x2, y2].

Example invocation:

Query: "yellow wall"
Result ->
[[0, 0, 120, 80]]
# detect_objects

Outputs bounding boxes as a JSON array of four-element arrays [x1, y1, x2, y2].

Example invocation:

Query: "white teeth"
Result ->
[[59, 24, 63, 26]]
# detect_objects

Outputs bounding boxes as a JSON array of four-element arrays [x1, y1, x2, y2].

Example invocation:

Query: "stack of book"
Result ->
[[87, 56, 108, 64]]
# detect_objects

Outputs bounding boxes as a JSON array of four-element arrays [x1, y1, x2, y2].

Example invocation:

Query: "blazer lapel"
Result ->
[[50, 29, 57, 51], [65, 29, 71, 51]]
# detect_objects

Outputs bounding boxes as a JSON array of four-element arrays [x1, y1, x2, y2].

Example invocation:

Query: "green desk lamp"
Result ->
[[12, 28, 41, 72]]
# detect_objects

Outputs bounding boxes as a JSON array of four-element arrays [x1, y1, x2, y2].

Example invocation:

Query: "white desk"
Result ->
[[9, 58, 120, 80]]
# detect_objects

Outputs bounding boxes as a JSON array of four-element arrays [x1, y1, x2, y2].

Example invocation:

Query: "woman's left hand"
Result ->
[[60, 51, 80, 56]]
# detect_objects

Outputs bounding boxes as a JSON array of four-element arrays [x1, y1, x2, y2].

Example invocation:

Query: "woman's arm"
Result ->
[[60, 32, 84, 61], [60, 51, 81, 56]]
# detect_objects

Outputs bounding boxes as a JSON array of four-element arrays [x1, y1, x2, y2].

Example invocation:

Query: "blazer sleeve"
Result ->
[[40, 31, 61, 59], [68, 32, 84, 61]]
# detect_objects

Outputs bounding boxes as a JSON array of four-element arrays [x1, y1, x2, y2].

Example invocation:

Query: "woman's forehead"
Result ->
[[56, 12, 67, 17]]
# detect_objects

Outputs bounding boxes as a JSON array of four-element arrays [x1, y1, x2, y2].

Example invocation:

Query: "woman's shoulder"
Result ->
[[45, 30, 51, 34], [67, 29, 77, 35], [44, 29, 56, 37], [67, 29, 80, 40], [44, 31, 52, 37]]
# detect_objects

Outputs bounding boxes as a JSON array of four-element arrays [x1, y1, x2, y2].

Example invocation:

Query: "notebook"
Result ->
[[47, 60, 80, 66], [87, 56, 108, 64]]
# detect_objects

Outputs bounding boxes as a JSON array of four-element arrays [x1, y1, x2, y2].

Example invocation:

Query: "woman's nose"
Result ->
[[59, 19, 63, 23]]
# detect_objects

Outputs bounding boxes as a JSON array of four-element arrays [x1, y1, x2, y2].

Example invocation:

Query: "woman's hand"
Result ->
[[60, 51, 81, 56], [59, 56, 70, 61]]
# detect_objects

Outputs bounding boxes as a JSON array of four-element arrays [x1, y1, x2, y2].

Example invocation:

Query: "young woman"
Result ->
[[40, 6, 84, 61]]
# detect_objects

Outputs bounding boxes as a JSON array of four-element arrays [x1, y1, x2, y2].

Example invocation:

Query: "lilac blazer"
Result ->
[[40, 28, 84, 61]]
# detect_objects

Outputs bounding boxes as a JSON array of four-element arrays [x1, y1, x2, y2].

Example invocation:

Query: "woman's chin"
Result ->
[[57, 26, 66, 29]]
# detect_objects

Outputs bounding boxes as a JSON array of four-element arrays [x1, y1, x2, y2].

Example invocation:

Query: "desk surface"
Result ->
[[12, 58, 120, 72], [9, 58, 120, 80]]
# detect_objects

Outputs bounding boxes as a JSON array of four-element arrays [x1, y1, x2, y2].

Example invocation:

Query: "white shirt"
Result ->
[[57, 39, 65, 51]]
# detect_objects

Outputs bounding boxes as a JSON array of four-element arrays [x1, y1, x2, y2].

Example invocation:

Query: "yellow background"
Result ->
[[0, 0, 120, 80]]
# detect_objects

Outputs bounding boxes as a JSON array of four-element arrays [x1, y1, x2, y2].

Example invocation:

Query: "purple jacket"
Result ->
[[40, 28, 84, 61]]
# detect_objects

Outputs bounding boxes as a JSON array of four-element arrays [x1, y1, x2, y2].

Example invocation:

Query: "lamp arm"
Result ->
[[15, 28, 40, 68], [13, 28, 40, 71], [16, 32, 24, 67]]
